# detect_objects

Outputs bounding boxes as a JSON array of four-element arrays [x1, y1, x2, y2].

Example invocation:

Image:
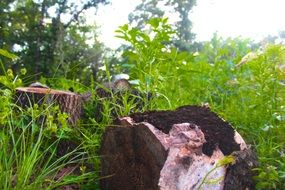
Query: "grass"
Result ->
[[0, 101, 95, 189], [0, 63, 97, 189], [115, 19, 285, 189], [1, 18, 285, 189]]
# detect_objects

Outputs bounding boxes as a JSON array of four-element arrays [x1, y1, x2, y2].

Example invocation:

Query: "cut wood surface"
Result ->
[[100, 105, 258, 190], [15, 87, 83, 125]]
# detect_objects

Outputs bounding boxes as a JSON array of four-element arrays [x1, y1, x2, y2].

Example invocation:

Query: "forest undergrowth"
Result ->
[[0, 18, 285, 189]]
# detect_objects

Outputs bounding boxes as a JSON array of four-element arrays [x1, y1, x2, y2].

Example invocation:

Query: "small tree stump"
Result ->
[[100, 105, 258, 190], [15, 87, 83, 125]]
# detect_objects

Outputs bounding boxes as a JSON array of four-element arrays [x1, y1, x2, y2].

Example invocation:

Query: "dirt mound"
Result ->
[[128, 105, 240, 156]]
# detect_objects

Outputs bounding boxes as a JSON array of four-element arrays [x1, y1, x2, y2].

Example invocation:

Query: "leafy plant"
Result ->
[[0, 50, 95, 189], [116, 18, 285, 188]]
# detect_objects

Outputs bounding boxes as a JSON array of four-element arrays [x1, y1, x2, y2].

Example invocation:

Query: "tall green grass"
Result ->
[[116, 18, 285, 189], [0, 94, 96, 189], [0, 53, 96, 189], [1, 18, 285, 189]]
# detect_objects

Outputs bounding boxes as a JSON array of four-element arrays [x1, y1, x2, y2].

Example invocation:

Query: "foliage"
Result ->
[[0, 51, 96, 189], [128, 0, 196, 51], [117, 18, 285, 189], [128, 0, 164, 29], [165, 0, 197, 51], [1, 3, 285, 187], [116, 17, 177, 93], [0, 0, 108, 83]]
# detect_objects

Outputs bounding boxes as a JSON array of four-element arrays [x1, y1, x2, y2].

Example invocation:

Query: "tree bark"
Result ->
[[100, 105, 258, 190], [15, 87, 82, 125]]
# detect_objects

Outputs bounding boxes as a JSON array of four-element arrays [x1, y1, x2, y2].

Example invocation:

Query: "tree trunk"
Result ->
[[100, 105, 258, 190], [15, 87, 82, 125]]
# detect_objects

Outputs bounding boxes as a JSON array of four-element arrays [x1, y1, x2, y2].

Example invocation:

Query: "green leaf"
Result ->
[[129, 28, 139, 41], [119, 24, 129, 32], [177, 51, 189, 60], [114, 29, 124, 34], [0, 49, 18, 60], [217, 155, 235, 166], [115, 35, 128, 41], [122, 63, 135, 69], [148, 18, 160, 28], [162, 17, 169, 24], [140, 33, 151, 43]]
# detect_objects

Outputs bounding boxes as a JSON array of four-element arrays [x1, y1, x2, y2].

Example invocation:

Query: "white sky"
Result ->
[[86, 0, 285, 49]]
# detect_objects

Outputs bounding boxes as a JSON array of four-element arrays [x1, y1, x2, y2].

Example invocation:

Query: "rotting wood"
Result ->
[[100, 105, 258, 190]]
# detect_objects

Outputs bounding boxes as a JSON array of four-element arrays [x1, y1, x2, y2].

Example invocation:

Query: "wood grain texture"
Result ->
[[15, 87, 83, 125]]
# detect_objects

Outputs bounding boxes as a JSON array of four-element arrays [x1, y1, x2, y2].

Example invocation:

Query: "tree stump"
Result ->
[[100, 105, 258, 190], [15, 87, 83, 125]]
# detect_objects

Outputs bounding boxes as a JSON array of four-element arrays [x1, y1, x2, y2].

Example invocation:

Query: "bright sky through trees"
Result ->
[[191, 0, 285, 42], [88, 0, 285, 49]]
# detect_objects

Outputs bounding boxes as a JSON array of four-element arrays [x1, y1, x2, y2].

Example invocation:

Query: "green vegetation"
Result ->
[[116, 18, 285, 189], [0, 0, 108, 83], [1, 4, 285, 188], [0, 50, 97, 189], [129, 0, 197, 51]]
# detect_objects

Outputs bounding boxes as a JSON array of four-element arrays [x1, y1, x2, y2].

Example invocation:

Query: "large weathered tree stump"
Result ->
[[100, 105, 258, 190], [15, 87, 83, 125]]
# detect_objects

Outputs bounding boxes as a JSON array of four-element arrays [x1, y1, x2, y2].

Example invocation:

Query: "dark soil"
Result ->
[[128, 105, 241, 156]]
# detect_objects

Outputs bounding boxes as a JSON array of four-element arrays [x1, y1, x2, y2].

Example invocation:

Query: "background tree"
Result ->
[[128, 0, 196, 51], [128, 0, 164, 29], [165, 0, 196, 51], [0, 0, 108, 82]]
